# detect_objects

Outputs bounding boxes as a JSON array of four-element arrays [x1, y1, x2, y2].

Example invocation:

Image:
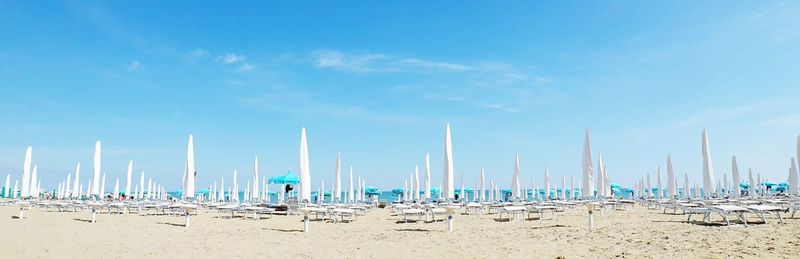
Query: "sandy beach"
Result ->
[[2, 204, 797, 258]]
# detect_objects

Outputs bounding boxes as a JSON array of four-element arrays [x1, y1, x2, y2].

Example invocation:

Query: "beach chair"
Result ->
[[707, 205, 751, 226], [527, 205, 557, 220], [331, 208, 356, 223], [400, 208, 425, 223], [498, 206, 526, 221], [465, 203, 483, 215], [788, 202, 800, 218], [243, 206, 275, 220], [428, 207, 447, 222], [746, 205, 786, 225]]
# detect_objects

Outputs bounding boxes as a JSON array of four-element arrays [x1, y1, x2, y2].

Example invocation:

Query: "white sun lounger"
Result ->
[[428, 208, 447, 222], [527, 205, 557, 220], [498, 206, 527, 221], [708, 205, 751, 226], [465, 203, 483, 215], [746, 205, 786, 225], [401, 209, 425, 223], [243, 206, 275, 220], [331, 208, 357, 223]]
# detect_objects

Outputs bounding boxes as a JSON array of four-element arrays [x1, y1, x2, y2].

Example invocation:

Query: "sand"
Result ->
[[1, 204, 798, 258]]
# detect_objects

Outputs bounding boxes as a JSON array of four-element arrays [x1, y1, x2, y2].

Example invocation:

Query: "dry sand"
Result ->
[[1, 205, 798, 258]]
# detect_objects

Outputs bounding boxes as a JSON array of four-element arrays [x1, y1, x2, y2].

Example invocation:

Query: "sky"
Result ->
[[1, 1, 800, 192]]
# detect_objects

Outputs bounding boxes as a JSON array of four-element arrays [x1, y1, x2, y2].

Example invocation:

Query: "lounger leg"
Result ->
[[739, 212, 747, 226], [756, 212, 767, 224], [777, 212, 784, 225], [687, 213, 692, 222]]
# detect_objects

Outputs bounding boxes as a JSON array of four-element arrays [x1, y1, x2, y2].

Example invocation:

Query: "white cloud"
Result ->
[[217, 53, 246, 64], [311, 50, 472, 74], [236, 63, 255, 73]]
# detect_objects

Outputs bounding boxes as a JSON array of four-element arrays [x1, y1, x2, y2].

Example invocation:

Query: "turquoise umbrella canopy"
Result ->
[[365, 186, 382, 195], [429, 187, 440, 195], [391, 188, 404, 194], [455, 187, 475, 193], [268, 171, 300, 184]]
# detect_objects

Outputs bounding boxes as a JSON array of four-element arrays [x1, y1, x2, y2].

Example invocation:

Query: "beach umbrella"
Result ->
[[561, 176, 567, 199], [113, 178, 120, 199], [245, 182, 251, 202], [253, 156, 259, 201], [409, 173, 414, 202], [544, 167, 551, 200], [667, 156, 676, 198], [320, 180, 325, 204], [404, 180, 409, 201], [64, 173, 71, 199], [335, 152, 342, 202], [233, 170, 239, 202], [480, 167, 485, 202], [731, 156, 740, 197], [414, 166, 420, 201], [596, 154, 604, 198], [12, 180, 18, 198], [512, 155, 521, 199], [348, 166, 354, 203], [532, 178, 537, 200], [424, 153, 431, 200], [656, 167, 662, 199], [91, 141, 101, 196], [683, 173, 690, 199], [701, 129, 716, 198], [219, 177, 225, 202], [138, 172, 145, 200], [570, 176, 574, 200], [72, 163, 80, 198], [646, 173, 652, 198], [125, 161, 133, 198], [489, 178, 495, 201], [443, 123, 455, 200], [20, 146, 32, 198], [582, 129, 594, 199], [30, 165, 38, 198], [298, 128, 312, 203], [185, 135, 196, 199], [147, 177, 153, 200], [748, 168, 755, 197], [789, 158, 799, 196], [357, 176, 362, 202], [757, 173, 762, 195], [459, 174, 465, 201], [3, 175, 10, 198], [101, 173, 106, 197], [723, 173, 729, 196]]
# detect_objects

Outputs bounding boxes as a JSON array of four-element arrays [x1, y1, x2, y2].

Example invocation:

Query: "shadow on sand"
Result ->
[[264, 227, 303, 233]]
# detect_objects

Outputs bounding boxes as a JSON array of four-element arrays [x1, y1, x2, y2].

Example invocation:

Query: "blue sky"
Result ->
[[1, 1, 800, 191]]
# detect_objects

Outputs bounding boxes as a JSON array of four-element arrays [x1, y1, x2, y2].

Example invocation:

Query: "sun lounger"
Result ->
[[331, 208, 356, 223], [790, 202, 800, 218], [498, 206, 527, 221], [428, 208, 447, 222], [708, 205, 751, 226], [527, 205, 556, 220], [746, 205, 786, 225], [242, 206, 275, 220], [465, 203, 483, 215], [401, 209, 425, 223]]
